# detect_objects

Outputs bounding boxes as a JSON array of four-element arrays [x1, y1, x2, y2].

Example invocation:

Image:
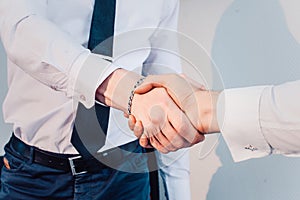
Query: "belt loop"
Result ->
[[27, 146, 35, 164]]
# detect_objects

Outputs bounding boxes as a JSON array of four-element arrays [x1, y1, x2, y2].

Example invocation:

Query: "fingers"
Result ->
[[167, 103, 195, 142], [153, 131, 177, 152], [160, 120, 188, 150], [131, 116, 204, 153], [149, 136, 169, 154], [133, 120, 144, 138], [138, 115, 201, 153], [128, 116, 156, 146], [132, 118, 185, 153], [139, 134, 153, 148], [128, 115, 136, 131], [126, 85, 205, 153], [134, 75, 166, 94], [192, 133, 205, 145], [130, 120, 152, 148]]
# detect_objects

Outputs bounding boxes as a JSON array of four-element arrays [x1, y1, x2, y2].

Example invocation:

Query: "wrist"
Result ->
[[96, 68, 142, 112], [128, 77, 146, 115], [197, 90, 220, 134]]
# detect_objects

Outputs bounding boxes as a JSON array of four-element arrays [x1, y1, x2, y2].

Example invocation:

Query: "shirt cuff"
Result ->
[[217, 86, 272, 162], [68, 52, 119, 108]]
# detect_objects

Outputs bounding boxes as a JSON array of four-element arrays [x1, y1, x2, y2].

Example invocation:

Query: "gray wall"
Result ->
[[181, 0, 300, 199], [0, 41, 11, 154]]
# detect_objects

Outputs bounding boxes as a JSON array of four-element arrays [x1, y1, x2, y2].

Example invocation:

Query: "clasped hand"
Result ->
[[125, 74, 219, 153]]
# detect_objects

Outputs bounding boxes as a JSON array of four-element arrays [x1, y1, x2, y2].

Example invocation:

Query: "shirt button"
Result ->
[[80, 95, 86, 101]]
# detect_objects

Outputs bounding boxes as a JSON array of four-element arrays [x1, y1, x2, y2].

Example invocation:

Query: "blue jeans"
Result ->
[[0, 139, 150, 200]]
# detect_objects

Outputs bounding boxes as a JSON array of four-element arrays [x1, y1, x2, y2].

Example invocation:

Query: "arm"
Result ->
[[0, 0, 106, 108], [98, 68, 203, 153], [0, 0, 188, 131], [219, 80, 300, 162], [132, 74, 300, 161], [0, 0, 144, 111]]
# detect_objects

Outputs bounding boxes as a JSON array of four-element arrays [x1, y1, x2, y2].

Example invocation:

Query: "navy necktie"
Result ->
[[71, 0, 116, 158]]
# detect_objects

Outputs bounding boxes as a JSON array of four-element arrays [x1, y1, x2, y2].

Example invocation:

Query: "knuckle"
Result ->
[[197, 134, 205, 143], [193, 134, 205, 145], [171, 137, 185, 149], [165, 143, 176, 152], [169, 145, 179, 152], [161, 149, 169, 154]]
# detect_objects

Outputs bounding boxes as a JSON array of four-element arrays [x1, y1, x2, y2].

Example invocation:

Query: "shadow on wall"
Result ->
[[208, 0, 300, 199], [0, 42, 11, 154]]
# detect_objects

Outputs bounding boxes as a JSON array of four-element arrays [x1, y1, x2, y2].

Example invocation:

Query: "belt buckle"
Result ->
[[68, 155, 87, 176]]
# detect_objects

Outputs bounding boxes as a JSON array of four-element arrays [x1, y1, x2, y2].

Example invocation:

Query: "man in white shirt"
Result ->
[[0, 0, 201, 199], [129, 74, 300, 162]]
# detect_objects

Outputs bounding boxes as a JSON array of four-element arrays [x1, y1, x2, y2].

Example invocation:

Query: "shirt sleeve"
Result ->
[[259, 80, 300, 156], [0, 0, 111, 108], [217, 86, 272, 162], [218, 80, 300, 162]]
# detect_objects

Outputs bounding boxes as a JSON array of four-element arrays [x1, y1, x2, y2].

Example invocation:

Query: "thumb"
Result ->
[[133, 120, 144, 138], [134, 82, 156, 94], [134, 76, 166, 94]]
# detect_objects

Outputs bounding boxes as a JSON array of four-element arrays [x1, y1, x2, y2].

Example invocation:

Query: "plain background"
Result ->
[[1, 0, 300, 199]]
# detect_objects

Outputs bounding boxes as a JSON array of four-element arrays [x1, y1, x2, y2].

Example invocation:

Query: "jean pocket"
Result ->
[[2, 153, 25, 172]]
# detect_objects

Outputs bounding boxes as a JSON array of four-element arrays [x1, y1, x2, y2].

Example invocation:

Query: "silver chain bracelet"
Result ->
[[127, 77, 146, 115]]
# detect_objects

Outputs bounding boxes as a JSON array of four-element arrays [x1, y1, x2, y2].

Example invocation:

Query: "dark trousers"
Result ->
[[0, 137, 150, 200]]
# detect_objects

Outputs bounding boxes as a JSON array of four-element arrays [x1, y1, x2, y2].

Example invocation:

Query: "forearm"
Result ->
[[194, 90, 220, 134], [96, 68, 142, 113]]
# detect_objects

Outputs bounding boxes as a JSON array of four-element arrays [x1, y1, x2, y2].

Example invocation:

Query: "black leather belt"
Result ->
[[8, 134, 138, 175]]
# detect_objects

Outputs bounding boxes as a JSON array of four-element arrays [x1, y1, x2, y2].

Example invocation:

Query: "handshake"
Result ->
[[125, 74, 221, 153]]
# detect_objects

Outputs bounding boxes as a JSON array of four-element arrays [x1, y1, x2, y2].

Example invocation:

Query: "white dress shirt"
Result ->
[[218, 80, 300, 162], [0, 0, 190, 199]]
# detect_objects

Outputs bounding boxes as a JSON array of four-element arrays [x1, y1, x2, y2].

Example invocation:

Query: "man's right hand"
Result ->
[[130, 87, 204, 153], [95, 69, 204, 153], [127, 74, 221, 152]]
